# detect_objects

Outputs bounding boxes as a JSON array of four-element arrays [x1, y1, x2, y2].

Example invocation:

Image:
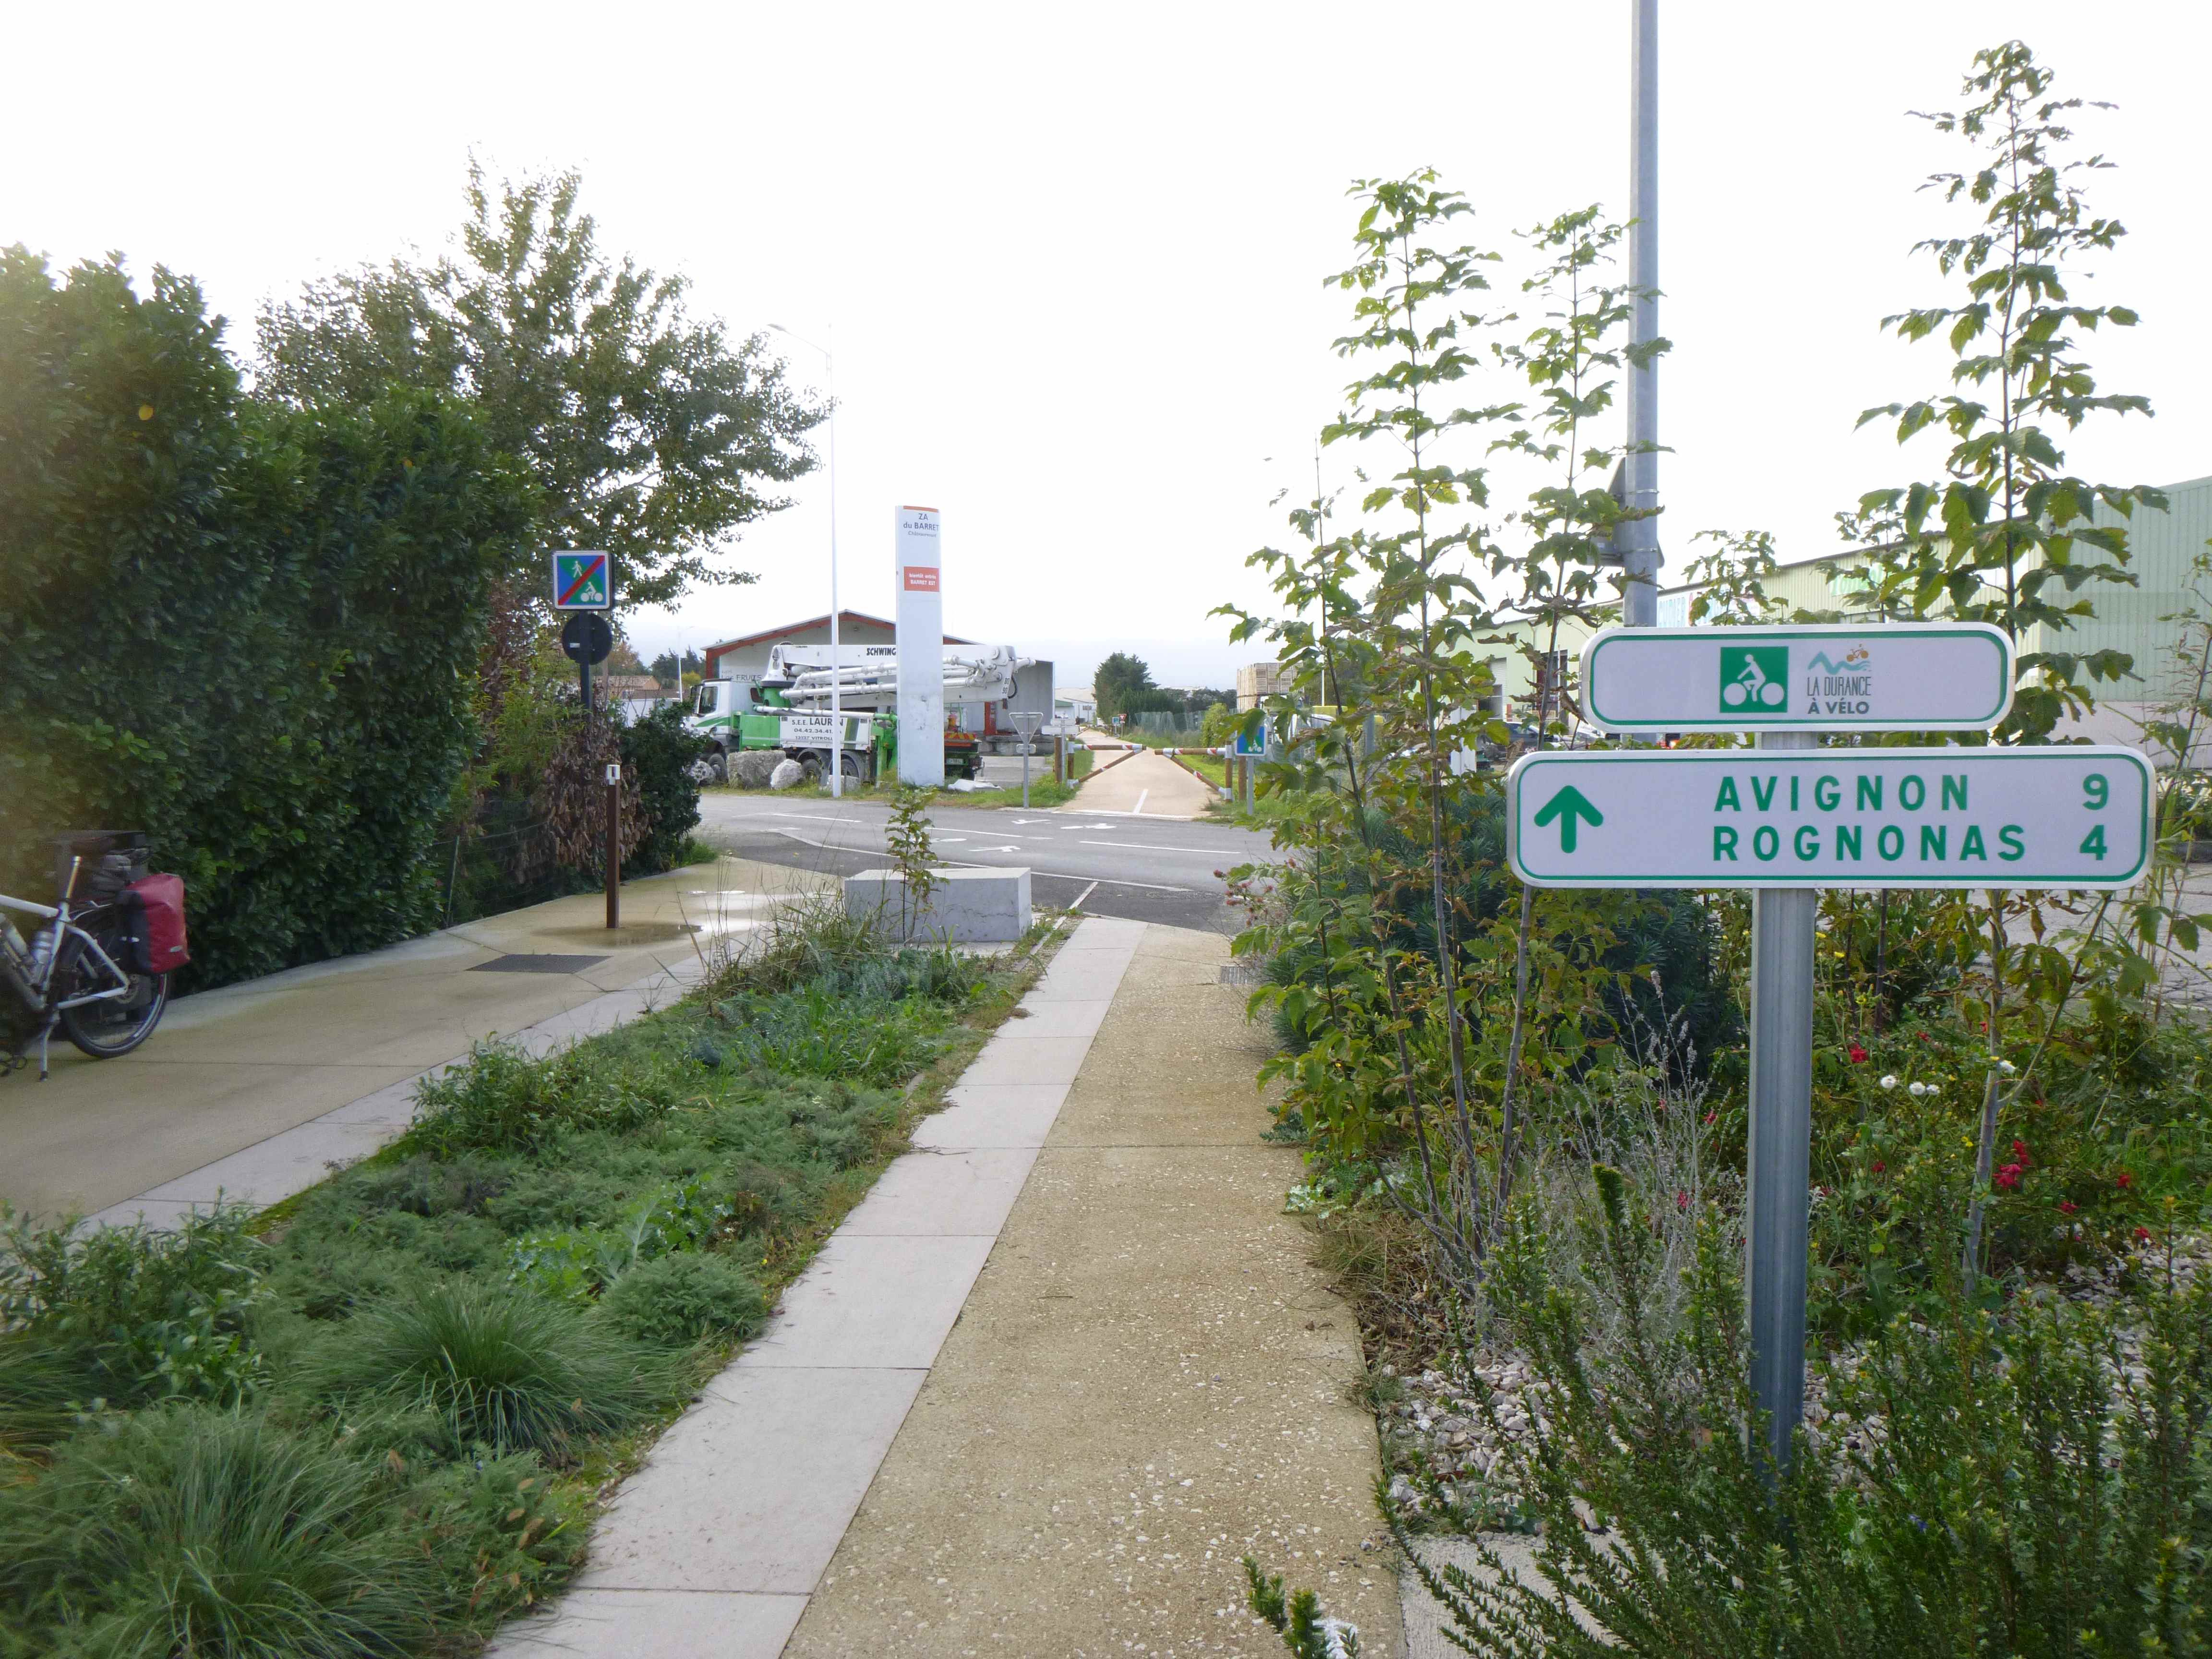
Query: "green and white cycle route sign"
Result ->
[[1580, 622, 2013, 733], [551, 549, 613, 611], [1513, 619, 2151, 1479], [1506, 745, 2153, 890]]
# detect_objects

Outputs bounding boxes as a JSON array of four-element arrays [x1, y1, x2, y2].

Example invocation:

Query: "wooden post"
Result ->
[[604, 761, 621, 928]]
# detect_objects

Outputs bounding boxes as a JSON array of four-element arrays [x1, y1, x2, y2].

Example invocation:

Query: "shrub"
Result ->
[[620, 701, 710, 878], [1395, 1167, 2212, 1658], [0, 1406, 434, 1658], [312, 1282, 668, 1462], [0, 250, 530, 988], [0, 1205, 267, 1443], [405, 1039, 684, 1158], [599, 1252, 768, 1346]]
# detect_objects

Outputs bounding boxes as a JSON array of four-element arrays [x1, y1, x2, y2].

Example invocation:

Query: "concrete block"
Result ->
[[843, 866, 1031, 943], [577, 1367, 927, 1595]]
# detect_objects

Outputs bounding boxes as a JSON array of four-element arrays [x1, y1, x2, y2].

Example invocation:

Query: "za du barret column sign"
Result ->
[[895, 505, 944, 786]]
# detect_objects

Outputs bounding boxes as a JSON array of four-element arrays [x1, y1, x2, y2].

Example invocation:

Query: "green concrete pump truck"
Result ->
[[684, 643, 1030, 786]]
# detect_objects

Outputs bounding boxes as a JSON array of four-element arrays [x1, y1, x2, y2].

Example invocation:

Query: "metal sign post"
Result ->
[[1009, 709, 1045, 807], [1744, 732, 1815, 1472], [1513, 620, 2152, 1473], [554, 550, 619, 929]]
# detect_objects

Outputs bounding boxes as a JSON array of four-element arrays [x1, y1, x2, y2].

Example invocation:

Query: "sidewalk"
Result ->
[[1069, 744, 1219, 820], [0, 857, 824, 1227], [497, 919, 1398, 1657]]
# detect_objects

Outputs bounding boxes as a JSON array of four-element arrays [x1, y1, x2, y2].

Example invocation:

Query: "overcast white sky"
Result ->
[[9, 2, 2208, 690]]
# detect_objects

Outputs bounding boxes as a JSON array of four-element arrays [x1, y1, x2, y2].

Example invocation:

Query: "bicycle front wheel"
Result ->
[[55, 929, 168, 1058]]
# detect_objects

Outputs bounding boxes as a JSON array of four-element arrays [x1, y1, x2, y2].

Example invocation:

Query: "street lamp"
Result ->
[[769, 323, 843, 797]]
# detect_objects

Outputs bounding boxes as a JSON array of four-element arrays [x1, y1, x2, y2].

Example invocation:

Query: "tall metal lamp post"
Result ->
[[769, 324, 843, 797], [1619, 0, 1661, 628]]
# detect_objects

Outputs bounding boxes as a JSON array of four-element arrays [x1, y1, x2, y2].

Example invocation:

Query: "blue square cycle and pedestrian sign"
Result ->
[[552, 550, 613, 611]]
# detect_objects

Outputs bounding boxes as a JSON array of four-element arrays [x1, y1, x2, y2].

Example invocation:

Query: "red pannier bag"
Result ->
[[121, 874, 190, 975]]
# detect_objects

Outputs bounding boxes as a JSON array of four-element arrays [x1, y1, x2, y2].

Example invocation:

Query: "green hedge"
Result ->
[[0, 250, 528, 989]]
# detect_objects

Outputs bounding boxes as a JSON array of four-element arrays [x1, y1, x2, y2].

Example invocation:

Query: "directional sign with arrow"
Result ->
[[1505, 746, 2152, 890], [1531, 784, 1603, 852]]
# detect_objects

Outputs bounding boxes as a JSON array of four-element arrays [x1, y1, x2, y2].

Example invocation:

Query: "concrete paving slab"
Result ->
[[950, 1033, 1097, 1088], [911, 1085, 1070, 1150], [511, 988, 657, 1058], [314, 1073, 446, 1126], [733, 1233, 1000, 1370], [123, 1118, 396, 1207], [1051, 916, 1148, 950], [578, 1368, 928, 1597], [837, 1148, 1042, 1237], [1028, 952, 1138, 1004], [993, 997, 1111, 1039], [490, 1589, 808, 1659]]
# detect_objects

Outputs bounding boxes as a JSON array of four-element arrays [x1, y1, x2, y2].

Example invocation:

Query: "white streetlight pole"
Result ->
[[769, 324, 842, 797]]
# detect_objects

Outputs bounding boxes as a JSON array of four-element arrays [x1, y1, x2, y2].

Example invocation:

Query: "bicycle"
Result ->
[[0, 832, 172, 1079]]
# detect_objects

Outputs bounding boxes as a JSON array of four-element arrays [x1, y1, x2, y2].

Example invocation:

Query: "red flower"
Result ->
[[2136, 1226, 2153, 1242], [2116, 1172, 2134, 1189], [1872, 1161, 1886, 1174], [1703, 1112, 1717, 1125], [1995, 1163, 2023, 1191], [2058, 1201, 2079, 1215], [1675, 1190, 1689, 1211], [2010, 1139, 2031, 1164], [1848, 1044, 1869, 1064]]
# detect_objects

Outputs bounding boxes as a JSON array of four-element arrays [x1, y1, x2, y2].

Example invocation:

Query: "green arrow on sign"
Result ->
[[1533, 785, 1604, 853]]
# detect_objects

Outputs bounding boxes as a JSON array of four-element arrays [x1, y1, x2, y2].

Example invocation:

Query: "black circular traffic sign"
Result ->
[[562, 611, 613, 667]]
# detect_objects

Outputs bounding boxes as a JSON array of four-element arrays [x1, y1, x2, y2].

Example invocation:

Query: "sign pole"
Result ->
[[1743, 730, 1815, 1476]]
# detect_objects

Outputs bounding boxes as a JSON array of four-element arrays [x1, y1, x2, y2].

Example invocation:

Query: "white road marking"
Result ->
[[1023, 869, 1191, 892], [1070, 881, 1100, 911], [764, 812, 863, 824], [1131, 789, 1149, 815], [1079, 840, 1240, 856]]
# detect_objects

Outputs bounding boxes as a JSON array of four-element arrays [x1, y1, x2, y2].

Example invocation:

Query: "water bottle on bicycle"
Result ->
[[0, 831, 185, 1078]]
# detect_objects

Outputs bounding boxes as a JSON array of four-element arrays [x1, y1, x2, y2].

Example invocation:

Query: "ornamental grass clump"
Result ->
[[0, 1406, 435, 1659], [311, 1282, 670, 1462]]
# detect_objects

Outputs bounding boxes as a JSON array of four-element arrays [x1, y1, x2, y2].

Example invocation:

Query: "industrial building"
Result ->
[[1482, 471, 2212, 750]]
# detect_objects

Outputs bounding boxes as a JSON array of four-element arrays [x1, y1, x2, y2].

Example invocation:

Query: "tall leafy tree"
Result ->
[[1849, 40, 2160, 745], [1848, 41, 2166, 1276], [1091, 651, 1157, 720], [256, 161, 824, 608]]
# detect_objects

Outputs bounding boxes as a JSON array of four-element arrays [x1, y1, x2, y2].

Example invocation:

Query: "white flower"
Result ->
[[1908, 1081, 1929, 1096], [1999, 1059, 2017, 1075], [1880, 1074, 1899, 1090]]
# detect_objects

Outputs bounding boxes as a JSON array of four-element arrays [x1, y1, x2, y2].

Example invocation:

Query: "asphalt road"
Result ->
[[692, 791, 1277, 930]]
